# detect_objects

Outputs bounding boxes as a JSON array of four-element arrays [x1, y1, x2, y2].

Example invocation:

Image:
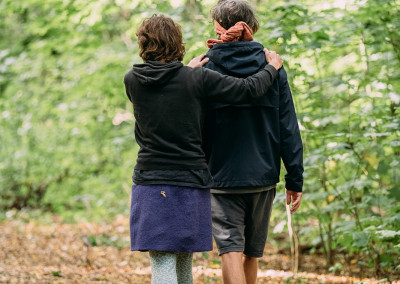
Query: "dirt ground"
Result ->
[[0, 215, 397, 283]]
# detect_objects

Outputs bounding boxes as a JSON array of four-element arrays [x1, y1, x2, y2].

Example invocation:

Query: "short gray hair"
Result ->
[[211, 0, 259, 34]]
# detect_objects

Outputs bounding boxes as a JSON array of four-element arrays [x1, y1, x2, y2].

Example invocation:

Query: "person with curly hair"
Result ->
[[124, 14, 283, 284]]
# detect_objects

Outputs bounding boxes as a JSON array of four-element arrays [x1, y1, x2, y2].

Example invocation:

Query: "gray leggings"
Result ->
[[149, 251, 193, 284]]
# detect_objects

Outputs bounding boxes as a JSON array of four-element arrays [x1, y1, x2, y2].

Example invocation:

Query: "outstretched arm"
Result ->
[[201, 49, 282, 104], [188, 48, 282, 69]]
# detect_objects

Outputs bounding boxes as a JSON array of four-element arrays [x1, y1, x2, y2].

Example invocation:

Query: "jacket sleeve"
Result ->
[[201, 64, 278, 103], [279, 68, 304, 192]]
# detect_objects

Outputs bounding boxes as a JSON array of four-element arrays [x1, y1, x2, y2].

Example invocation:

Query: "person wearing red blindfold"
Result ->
[[201, 1, 304, 283]]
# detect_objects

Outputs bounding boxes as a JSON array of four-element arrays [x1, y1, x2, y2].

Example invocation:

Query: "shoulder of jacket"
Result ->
[[185, 65, 206, 76], [124, 69, 134, 84]]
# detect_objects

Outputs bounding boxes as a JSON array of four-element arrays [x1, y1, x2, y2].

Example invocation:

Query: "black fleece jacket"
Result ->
[[203, 41, 304, 192], [124, 61, 278, 174]]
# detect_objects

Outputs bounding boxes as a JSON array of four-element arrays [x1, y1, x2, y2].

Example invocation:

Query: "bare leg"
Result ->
[[243, 255, 258, 284], [221, 252, 246, 284]]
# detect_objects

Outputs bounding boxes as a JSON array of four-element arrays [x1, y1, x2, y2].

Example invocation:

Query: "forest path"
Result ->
[[0, 216, 394, 283]]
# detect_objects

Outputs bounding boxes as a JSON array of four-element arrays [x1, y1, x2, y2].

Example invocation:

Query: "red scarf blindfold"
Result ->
[[207, 21, 253, 48]]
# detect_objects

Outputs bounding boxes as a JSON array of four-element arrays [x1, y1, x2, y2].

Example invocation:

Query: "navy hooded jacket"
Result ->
[[202, 41, 304, 192]]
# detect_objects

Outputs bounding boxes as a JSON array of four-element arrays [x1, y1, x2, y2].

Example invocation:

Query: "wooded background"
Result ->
[[0, 0, 399, 279]]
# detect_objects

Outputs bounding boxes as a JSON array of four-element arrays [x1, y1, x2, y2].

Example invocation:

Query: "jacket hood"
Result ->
[[206, 41, 266, 77], [132, 61, 183, 86]]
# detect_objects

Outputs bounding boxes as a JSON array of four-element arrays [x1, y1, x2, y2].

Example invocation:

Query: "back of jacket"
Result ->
[[203, 41, 304, 192], [124, 59, 279, 174]]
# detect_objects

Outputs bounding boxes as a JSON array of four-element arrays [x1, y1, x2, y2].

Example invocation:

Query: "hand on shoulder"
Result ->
[[264, 48, 283, 70], [187, 54, 210, 68]]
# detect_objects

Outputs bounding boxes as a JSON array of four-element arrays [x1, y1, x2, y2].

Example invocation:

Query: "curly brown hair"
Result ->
[[211, 0, 259, 34], [136, 15, 185, 62]]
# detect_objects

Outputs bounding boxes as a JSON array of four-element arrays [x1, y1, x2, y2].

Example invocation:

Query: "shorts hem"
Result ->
[[218, 246, 244, 256], [243, 251, 264, 258]]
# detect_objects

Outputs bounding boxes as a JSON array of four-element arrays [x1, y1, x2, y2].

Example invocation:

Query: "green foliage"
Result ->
[[83, 234, 128, 250], [0, 0, 399, 277], [0, 0, 213, 220], [51, 271, 63, 277], [259, 0, 400, 277]]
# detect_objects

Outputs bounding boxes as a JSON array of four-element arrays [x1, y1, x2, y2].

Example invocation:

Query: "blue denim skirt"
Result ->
[[130, 184, 213, 252]]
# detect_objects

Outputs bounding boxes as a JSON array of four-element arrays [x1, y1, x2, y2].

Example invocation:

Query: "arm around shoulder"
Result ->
[[202, 48, 282, 103], [202, 63, 279, 104]]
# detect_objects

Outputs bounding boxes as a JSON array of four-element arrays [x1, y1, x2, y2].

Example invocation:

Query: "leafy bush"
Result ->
[[0, 0, 399, 278]]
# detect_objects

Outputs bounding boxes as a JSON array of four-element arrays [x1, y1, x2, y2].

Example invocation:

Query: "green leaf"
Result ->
[[51, 271, 63, 277], [376, 230, 400, 240], [352, 231, 370, 248]]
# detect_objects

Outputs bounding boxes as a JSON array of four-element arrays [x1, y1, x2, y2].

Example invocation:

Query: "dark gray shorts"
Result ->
[[211, 188, 276, 258]]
